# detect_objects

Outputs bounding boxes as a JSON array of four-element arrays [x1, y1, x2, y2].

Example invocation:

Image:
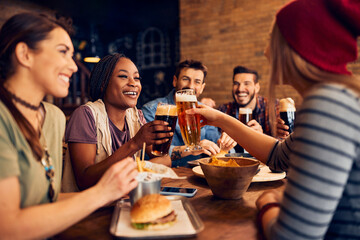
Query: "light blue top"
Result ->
[[141, 89, 221, 167]]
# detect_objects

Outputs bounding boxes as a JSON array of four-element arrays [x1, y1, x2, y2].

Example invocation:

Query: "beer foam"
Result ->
[[155, 105, 177, 116], [239, 108, 252, 114], [175, 94, 197, 102], [279, 98, 296, 112]]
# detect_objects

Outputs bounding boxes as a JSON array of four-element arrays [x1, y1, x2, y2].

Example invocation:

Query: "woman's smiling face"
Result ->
[[29, 27, 78, 98], [104, 57, 142, 110]]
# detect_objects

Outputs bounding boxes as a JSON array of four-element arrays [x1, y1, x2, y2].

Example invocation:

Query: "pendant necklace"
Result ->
[[38, 108, 56, 202]]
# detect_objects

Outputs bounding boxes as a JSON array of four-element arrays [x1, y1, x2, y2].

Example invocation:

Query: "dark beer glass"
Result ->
[[238, 108, 253, 154], [239, 108, 253, 124], [280, 111, 296, 133], [279, 98, 296, 134], [175, 89, 201, 151], [151, 103, 178, 156]]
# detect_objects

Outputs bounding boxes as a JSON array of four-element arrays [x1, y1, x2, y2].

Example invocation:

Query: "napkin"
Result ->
[[138, 161, 186, 180]]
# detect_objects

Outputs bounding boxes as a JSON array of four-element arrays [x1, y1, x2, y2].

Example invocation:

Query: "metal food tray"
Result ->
[[110, 195, 204, 239]]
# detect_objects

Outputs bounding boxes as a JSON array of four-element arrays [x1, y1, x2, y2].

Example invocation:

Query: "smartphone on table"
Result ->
[[160, 186, 198, 197]]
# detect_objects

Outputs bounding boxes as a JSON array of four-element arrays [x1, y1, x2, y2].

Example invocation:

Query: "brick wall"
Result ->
[[179, 0, 360, 108], [2, 0, 360, 110]]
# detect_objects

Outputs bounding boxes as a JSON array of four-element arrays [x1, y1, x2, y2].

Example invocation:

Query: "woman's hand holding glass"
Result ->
[[185, 104, 225, 128], [276, 118, 290, 139], [132, 120, 173, 149]]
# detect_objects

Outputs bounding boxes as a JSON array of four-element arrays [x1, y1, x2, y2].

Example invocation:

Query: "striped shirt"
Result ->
[[267, 83, 360, 239]]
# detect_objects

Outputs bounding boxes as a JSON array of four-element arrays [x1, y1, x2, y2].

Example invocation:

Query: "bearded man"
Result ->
[[218, 66, 279, 138]]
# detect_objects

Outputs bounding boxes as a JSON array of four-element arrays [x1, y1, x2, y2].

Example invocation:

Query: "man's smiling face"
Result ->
[[232, 73, 259, 108]]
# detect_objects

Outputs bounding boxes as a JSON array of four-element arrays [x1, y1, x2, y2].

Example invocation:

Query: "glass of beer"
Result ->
[[151, 103, 178, 156], [175, 89, 202, 151], [279, 98, 296, 133], [239, 108, 253, 124]]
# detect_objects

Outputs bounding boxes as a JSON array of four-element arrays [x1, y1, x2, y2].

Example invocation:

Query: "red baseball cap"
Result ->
[[276, 0, 360, 75]]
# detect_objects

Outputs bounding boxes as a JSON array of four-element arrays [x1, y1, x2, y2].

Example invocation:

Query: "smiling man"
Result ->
[[142, 59, 227, 167], [218, 66, 278, 140]]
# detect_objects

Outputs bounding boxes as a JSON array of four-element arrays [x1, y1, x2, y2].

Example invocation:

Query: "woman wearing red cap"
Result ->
[[188, 0, 360, 238]]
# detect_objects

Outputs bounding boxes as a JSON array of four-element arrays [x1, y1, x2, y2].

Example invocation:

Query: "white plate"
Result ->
[[192, 165, 286, 183]]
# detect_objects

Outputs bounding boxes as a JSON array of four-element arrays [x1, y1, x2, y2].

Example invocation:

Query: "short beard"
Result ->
[[233, 91, 256, 108]]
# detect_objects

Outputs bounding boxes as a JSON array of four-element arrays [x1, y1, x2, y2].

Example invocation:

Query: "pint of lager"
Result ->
[[279, 98, 296, 133], [151, 103, 178, 156], [175, 89, 202, 151], [239, 108, 253, 124]]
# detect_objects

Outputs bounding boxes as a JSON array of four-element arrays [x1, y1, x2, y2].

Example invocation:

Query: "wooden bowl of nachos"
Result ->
[[199, 156, 259, 199]]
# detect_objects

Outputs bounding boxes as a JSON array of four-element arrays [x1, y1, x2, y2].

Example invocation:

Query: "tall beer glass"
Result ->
[[279, 98, 296, 133], [151, 103, 178, 156], [175, 89, 202, 151], [239, 108, 253, 154], [239, 108, 253, 124]]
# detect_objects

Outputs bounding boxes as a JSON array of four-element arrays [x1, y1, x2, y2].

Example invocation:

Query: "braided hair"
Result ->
[[0, 12, 73, 161], [89, 53, 127, 101]]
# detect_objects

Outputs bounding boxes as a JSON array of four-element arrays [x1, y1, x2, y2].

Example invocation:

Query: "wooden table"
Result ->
[[54, 167, 285, 240]]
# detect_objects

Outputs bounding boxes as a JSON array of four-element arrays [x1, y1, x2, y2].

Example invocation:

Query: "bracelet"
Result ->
[[256, 202, 280, 240]]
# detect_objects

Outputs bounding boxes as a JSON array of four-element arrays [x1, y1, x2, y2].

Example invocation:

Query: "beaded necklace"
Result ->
[[40, 144, 55, 202], [38, 107, 56, 202]]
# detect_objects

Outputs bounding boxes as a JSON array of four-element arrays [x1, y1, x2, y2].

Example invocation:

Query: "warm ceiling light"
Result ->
[[84, 56, 101, 63]]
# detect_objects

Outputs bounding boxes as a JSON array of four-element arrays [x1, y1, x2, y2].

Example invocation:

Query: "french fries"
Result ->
[[142, 167, 156, 173], [136, 142, 147, 172], [136, 156, 157, 173], [136, 156, 143, 172]]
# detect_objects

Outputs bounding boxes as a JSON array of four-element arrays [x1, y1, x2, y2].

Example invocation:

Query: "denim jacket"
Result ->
[[141, 89, 221, 167]]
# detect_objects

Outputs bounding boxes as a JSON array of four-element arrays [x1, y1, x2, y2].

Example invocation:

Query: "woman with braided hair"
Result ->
[[62, 53, 172, 192], [0, 12, 138, 238]]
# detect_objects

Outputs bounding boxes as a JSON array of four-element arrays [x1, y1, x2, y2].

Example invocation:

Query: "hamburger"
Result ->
[[130, 194, 177, 230]]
